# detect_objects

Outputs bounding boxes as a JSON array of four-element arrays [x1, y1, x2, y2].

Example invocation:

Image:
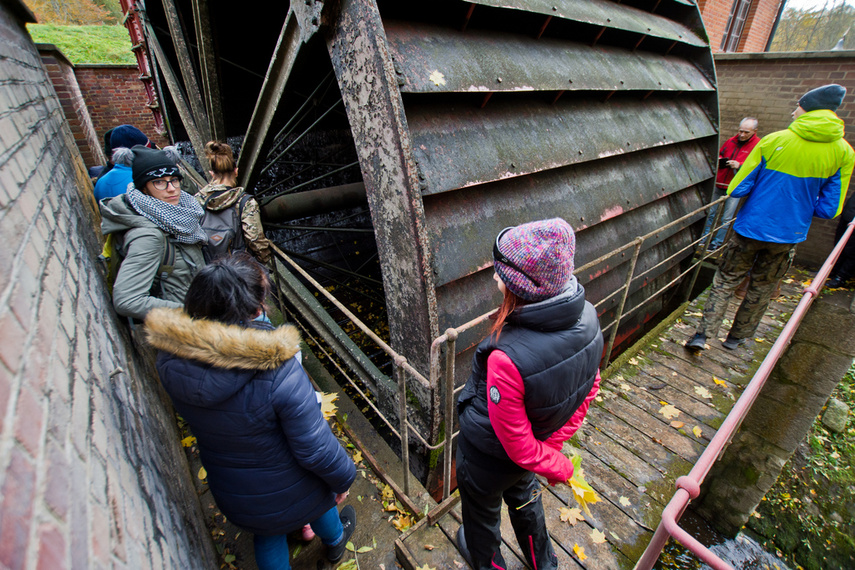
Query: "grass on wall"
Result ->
[[27, 24, 135, 65]]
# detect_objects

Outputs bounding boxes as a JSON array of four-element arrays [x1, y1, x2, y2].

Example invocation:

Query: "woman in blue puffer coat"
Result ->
[[145, 252, 356, 569]]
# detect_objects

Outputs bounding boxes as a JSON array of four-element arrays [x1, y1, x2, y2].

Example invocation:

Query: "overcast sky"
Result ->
[[783, 0, 855, 11]]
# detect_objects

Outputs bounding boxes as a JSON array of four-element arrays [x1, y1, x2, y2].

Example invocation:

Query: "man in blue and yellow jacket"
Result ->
[[687, 84, 855, 351]]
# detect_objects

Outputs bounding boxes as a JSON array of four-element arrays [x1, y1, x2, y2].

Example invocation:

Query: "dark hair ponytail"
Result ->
[[184, 252, 270, 325]]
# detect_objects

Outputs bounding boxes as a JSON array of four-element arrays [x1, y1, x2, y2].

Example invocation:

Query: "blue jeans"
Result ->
[[702, 189, 740, 249], [253, 506, 343, 570]]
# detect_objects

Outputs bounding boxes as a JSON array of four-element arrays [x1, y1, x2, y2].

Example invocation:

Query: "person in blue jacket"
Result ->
[[145, 253, 357, 569], [687, 84, 855, 351], [94, 125, 151, 201]]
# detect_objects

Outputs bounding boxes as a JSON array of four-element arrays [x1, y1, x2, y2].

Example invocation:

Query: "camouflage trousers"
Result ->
[[698, 234, 795, 340]]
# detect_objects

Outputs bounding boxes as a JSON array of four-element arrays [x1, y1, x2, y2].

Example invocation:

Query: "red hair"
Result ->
[[489, 287, 525, 340]]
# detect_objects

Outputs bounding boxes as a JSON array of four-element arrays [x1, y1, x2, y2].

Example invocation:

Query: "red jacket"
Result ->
[[716, 133, 760, 189], [487, 350, 600, 483]]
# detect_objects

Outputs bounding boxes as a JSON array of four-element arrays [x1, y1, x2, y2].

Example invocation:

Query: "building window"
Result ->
[[720, 0, 753, 52]]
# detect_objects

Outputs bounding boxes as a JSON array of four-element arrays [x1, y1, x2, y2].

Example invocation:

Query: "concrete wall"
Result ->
[[0, 3, 216, 568], [699, 0, 783, 53], [715, 51, 855, 268]]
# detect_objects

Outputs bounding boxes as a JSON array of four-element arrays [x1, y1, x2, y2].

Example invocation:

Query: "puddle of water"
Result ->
[[654, 512, 793, 570]]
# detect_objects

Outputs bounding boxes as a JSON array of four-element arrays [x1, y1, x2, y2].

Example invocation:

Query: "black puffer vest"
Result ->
[[457, 281, 603, 466]]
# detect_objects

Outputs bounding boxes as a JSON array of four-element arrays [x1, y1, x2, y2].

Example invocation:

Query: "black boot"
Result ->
[[456, 525, 474, 567], [326, 505, 356, 563]]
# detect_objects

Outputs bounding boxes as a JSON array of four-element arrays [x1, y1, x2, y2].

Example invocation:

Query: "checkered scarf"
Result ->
[[126, 188, 208, 244]]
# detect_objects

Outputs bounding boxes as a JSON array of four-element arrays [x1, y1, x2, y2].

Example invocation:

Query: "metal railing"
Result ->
[[269, 192, 734, 513], [633, 218, 855, 570]]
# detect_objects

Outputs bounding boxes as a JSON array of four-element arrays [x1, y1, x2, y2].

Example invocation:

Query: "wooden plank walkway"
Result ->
[[395, 267, 811, 570]]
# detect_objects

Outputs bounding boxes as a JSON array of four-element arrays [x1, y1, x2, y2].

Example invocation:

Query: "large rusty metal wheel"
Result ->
[[130, 0, 718, 486]]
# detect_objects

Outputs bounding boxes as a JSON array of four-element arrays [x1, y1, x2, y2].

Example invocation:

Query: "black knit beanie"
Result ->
[[131, 145, 182, 189], [798, 84, 847, 113]]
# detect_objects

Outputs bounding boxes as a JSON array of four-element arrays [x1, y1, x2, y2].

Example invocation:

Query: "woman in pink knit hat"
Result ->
[[455, 218, 603, 570]]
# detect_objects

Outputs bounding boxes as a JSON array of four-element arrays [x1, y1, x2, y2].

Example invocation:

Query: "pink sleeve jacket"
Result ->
[[486, 350, 601, 484]]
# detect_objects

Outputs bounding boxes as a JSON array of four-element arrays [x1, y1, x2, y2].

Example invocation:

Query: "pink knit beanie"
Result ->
[[493, 218, 575, 302]]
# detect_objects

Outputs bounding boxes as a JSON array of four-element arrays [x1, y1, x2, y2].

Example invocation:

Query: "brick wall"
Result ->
[[74, 65, 170, 152], [700, 0, 783, 53], [0, 3, 217, 569], [37, 45, 104, 169], [715, 51, 855, 268]]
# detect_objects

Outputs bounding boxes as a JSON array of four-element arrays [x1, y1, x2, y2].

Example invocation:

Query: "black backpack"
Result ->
[[200, 190, 251, 262]]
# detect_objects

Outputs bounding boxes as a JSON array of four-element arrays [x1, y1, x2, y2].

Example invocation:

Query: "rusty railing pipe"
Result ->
[[603, 238, 644, 365], [443, 328, 458, 500]]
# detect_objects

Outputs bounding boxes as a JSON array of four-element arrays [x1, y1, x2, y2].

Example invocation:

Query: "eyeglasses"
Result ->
[[151, 178, 182, 191], [493, 227, 541, 287]]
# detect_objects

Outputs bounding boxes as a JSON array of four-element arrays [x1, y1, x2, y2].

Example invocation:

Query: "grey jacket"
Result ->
[[100, 194, 205, 320]]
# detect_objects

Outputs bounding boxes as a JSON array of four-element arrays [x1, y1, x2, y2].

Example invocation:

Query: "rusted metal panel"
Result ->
[[238, 0, 325, 191], [466, 0, 706, 47], [191, 0, 225, 142], [433, 186, 705, 343], [160, 0, 211, 144], [387, 22, 713, 94], [237, 9, 303, 191], [143, 20, 208, 168], [423, 141, 713, 287], [407, 98, 716, 195], [325, 0, 439, 383]]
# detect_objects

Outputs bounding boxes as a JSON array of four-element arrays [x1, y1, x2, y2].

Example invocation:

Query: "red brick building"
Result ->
[[36, 44, 169, 170], [699, 0, 785, 52]]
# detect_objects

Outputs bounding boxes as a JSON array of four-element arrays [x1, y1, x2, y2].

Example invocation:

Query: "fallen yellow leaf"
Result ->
[[619, 496, 631, 507], [694, 386, 712, 399], [352, 450, 363, 464], [659, 404, 681, 420], [755, 338, 765, 343], [591, 528, 607, 544], [670, 421, 684, 429], [428, 70, 446, 86], [393, 513, 412, 532], [181, 435, 196, 447], [415, 564, 436, 570], [320, 392, 338, 419], [198, 466, 207, 480], [619, 383, 632, 391], [628, 357, 639, 365], [558, 506, 584, 525], [381, 484, 395, 501], [693, 426, 703, 438], [713, 377, 728, 387], [573, 544, 587, 561]]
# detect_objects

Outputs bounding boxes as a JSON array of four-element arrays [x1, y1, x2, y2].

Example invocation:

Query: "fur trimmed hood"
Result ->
[[145, 307, 301, 370]]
